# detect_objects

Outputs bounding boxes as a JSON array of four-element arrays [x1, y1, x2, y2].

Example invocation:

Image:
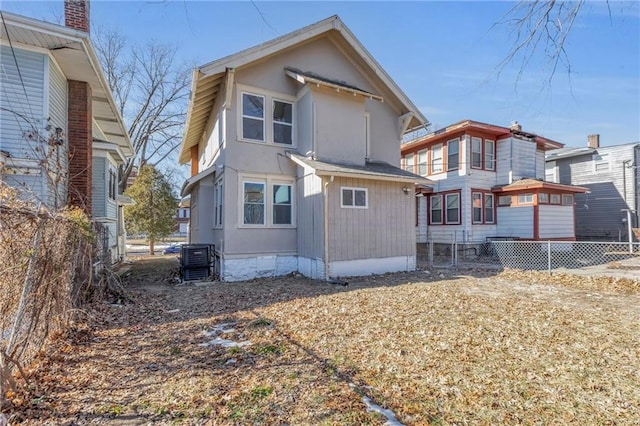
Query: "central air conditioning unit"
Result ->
[[180, 244, 214, 281]]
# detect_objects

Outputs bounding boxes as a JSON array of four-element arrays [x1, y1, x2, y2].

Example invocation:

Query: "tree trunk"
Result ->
[[149, 238, 155, 256]]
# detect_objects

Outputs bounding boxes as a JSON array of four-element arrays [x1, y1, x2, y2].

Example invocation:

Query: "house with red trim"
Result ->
[[401, 120, 587, 247]]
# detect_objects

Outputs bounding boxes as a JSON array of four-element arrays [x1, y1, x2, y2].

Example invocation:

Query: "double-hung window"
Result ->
[[446, 193, 460, 224], [404, 153, 414, 173], [471, 137, 482, 169], [273, 184, 293, 224], [430, 195, 442, 224], [240, 87, 295, 146], [472, 192, 483, 223], [241, 177, 295, 226], [518, 193, 534, 204], [562, 194, 573, 206], [484, 193, 494, 223], [341, 187, 368, 208], [242, 93, 265, 142], [243, 181, 265, 225], [214, 178, 223, 227], [431, 143, 443, 174], [108, 167, 117, 200], [417, 150, 428, 175], [485, 140, 495, 170], [273, 100, 293, 145], [447, 139, 459, 171]]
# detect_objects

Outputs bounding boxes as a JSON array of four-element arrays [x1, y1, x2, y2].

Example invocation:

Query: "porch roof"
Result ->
[[492, 178, 588, 194], [287, 153, 433, 185]]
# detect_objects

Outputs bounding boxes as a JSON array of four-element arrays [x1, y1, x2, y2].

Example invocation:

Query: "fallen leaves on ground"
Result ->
[[5, 258, 640, 425]]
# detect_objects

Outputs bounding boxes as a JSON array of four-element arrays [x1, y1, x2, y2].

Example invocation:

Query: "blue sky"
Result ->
[[3, 1, 639, 149]]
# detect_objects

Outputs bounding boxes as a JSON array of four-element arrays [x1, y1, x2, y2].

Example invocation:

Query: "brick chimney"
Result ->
[[65, 0, 93, 214], [64, 0, 90, 33], [588, 134, 600, 149]]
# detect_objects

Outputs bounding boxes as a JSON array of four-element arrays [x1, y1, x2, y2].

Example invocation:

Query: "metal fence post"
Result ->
[[547, 240, 552, 275]]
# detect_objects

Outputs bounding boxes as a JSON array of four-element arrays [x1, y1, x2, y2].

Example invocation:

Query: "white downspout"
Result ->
[[323, 175, 333, 280]]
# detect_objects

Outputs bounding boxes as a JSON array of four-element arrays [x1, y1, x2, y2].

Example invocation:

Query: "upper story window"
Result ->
[[108, 167, 117, 201], [404, 153, 414, 173], [239, 86, 295, 146], [273, 100, 293, 145], [341, 187, 368, 209], [485, 140, 495, 171], [447, 139, 459, 171], [242, 93, 265, 142], [471, 137, 482, 169], [417, 150, 427, 175], [431, 143, 443, 174]]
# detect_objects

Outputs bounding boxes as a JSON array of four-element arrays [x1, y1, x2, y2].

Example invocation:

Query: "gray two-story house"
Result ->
[[546, 135, 640, 241], [178, 15, 431, 281]]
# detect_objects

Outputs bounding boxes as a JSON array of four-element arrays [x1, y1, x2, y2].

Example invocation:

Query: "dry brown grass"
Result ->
[[6, 259, 639, 425]]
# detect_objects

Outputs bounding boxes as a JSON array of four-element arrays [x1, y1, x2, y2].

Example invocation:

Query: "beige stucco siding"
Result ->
[[296, 167, 324, 259], [312, 87, 366, 164], [327, 177, 415, 262]]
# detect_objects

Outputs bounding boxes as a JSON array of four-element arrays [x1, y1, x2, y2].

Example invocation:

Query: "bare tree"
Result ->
[[495, 0, 600, 85], [93, 29, 192, 190]]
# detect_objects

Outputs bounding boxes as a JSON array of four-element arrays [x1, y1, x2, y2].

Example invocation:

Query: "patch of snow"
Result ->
[[166, 309, 180, 313], [200, 323, 250, 348], [362, 396, 404, 426], [349, 383, 404, 426], [199, 337, 251, 348]]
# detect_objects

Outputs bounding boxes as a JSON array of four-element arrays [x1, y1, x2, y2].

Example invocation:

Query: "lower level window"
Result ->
[[430, 192, 460, 224], [241, 177, 294, 227], [341, 187, 368, 208], [243, 181, 265, 225]]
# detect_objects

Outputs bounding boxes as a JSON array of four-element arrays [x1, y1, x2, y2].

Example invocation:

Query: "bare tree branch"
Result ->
[[92, 29, 192, 190]]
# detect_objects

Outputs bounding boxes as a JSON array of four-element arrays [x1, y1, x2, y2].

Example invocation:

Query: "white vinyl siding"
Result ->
[[539, 205, 575, 239], [496, 206, 534, 239]]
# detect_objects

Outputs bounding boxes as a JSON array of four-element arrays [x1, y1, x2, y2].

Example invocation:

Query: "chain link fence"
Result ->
[[485, 241, 640, 273]]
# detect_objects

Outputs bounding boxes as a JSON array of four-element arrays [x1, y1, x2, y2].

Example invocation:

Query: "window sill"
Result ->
[[237, 138, 295, 148]]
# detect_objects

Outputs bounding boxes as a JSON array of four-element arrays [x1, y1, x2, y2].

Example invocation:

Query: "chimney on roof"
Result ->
[[588, 134, 600, 149], [510, 121, 522, 132], [64, 0, 90, 33]]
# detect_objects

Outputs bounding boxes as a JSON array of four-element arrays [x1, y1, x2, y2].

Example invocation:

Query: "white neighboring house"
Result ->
[[0, 3, 134, 262], [402, 120, 587, 247], [178, 15, 432, 281]]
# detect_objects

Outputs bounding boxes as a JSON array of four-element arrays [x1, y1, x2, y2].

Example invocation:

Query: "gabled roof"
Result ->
[[0, 11, 133, 157], [492, 178, 588, 194], [178, 15, 428, 164], [287, 153, 433, 185], [403, 119, 564, 152]]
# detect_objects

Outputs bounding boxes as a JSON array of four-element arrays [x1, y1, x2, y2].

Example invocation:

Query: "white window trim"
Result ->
[[240, 92, 265, 143], [213, 177, 224, 228], [238, 174, 296, 228], [340, 186, 368, 209], [236, 84, 296, 147], [272, 98, 294, 146]]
